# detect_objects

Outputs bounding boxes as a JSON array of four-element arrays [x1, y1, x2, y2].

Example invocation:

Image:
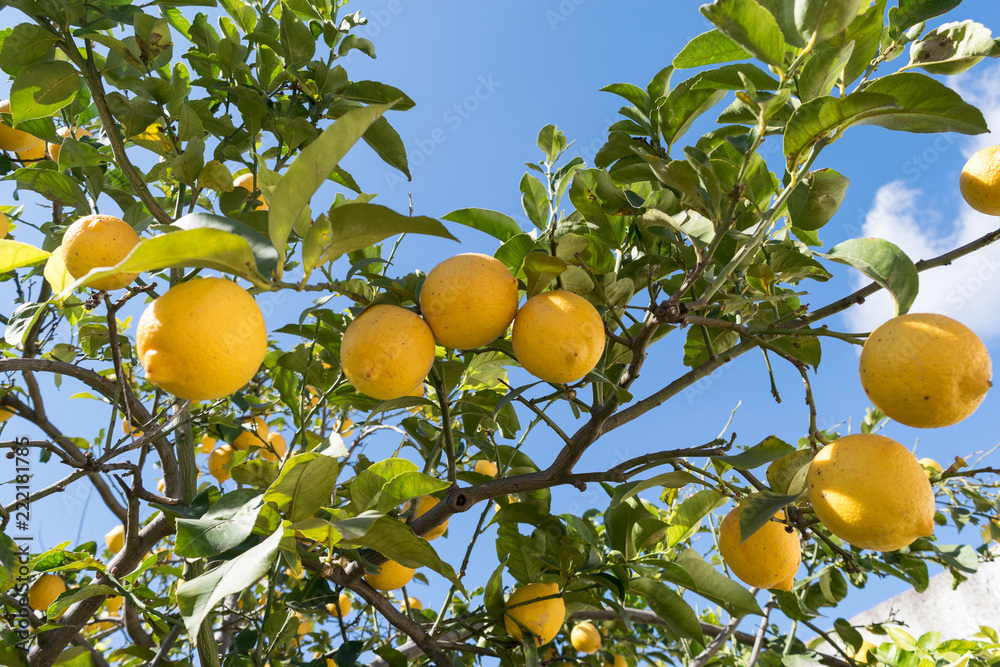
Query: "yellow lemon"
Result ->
[[208, 444, 235, 483], [807, 434, 935, 552], [105, 524, 125, 553], [364, 559, 415, 591], [408, 495, 448, 540], [48, 126, 94, 164], [121, 417, 143, 437], [511, 290, 605, 384], [570, 621, 602, 654], [474, 459, 498, 477], [262, 432, 286, 462], [859, 313, 991, 428], [0, 211, 8, 239], [233, 416, 269, 451], [400, 596, 422, 611], [234, 172, 268, 211], [28, 574, 67, 613], [104, 596, 123, 616], [848, 640, 877, 662], [419, 253, 519, 349], [136, 277, 268, 401], [61, 214, 141, 291], [605, 655, 628, 667], [16, 139, 46, 162], [197, 434, 217, 454], [719, 508, 800, 591], [503, 582, 564, 646], [0, 100, 42, 152], [0, 405, 15, 422], [326, 592, 353, 617], [918, 457, 943, 476], [340, 305, 436, 400], [297, 618, 312, 636], [334, 417, 355, 437], [960, 145, 1000, 215]]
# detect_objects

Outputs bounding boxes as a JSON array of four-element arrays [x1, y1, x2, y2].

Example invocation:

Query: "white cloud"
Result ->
[[842, 62, 1000, 338]]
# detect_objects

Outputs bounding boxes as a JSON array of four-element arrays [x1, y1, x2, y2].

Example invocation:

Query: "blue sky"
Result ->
[[3, 0, 1000, 657]]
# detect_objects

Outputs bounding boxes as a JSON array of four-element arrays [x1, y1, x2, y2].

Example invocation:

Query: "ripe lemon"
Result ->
[[326, 593, 353, 617], [401, 596, 422, 611], [334, 417, 355, 437], [807, 434, 935, 551], [419, 253, 519, 349], [364, 559, 415, 591], [234, 172, 268, 211], [570, 621, 602, 654], [208, 444, 235, 483], [233, 416, 269, 450], [48, 126, 93, 164], [262, 432, 287, 462], [859, 313, 991, 428], [105, 595, 123, 616], [474, 459, 498, 477], [918, 457, 943, 476], [121, 417, 143, 437], [605, 656, 627, 667], [719, 507, 800, 591], [136, 277, 268, 400], [0, 405, 15, 422], [960, 145, 1000, 215], [340, 304, 436, 400], [105, 524, 125, 553], [28, 574, 67, 612], [61, 214, 141, 290], [848, 640, 876, 662], [0, 211, 8, 239], [503, 582, 564, 646], [197, 434, 217, 454], [0, 100, 42, 152], [408, 495, 448, 540], [16, 139, 46, 162], [511, 290, 605, 384]]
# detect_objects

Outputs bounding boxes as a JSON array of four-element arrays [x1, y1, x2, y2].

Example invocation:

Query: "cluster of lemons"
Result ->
[[716, 143, 1000, 592], [341, 253, 607, 401]]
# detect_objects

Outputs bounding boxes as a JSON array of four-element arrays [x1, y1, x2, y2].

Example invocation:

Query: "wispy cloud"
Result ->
[[843, 62, 1000, 337]]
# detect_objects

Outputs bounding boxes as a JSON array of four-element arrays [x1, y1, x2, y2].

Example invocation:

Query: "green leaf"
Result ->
[[350, 458, 418, 512], [691, 63, 780, 91], [496, 522, 544, 585], [783, 91, 899, 163], [797, 42, 855, 102], [69, 228, 270, 295], [600, 83, 648, 110], [675, 549, 763, 616], [362, 116, 410, 179], [683, 326, 739, 368], [337, 514, 462, 588], [47, 583, 116, 620], [173, 213, 280, 281], [766, 448, 814, 495], [889, 0, 962, 37], [309, 203, 457, 269], [343, 80, 415, 110], [630, 578, 704, 641], [0, 23, 57, 71], [521, 252, 567, 298], [661, 75, 728, 148], [795, 0, 866, 44], [10, 61, 81, 124], [177, 525, 283, 637], [611, 472, 703, 508], [714, 435, 794, 470], [700, 0, 787, 68], [908, 20, 999, 75], [175, 491, 264, 558], [0, 240, 49, 273], [268, 102, 394, 272], [855, 72, 989, 135], [278, 5, 314, 66], [787, 168, 849, 231], [821, 237, 919, 316], [441, 208, 522, 243], [766, 333, 822, 370], [5, 167, 88, 207], [536, 124, 567, 163], [604, 498, 665, 560], [519, 173, 550, 229], [4, 301, 45, 347], [673, 29, 751, 68], [373, 472, 451, 514], [736, 491, 800, 543], [262, 453, 339, 523]]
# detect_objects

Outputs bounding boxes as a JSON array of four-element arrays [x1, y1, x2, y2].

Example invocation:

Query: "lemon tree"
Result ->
[[1, 1, 1000, 667]]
